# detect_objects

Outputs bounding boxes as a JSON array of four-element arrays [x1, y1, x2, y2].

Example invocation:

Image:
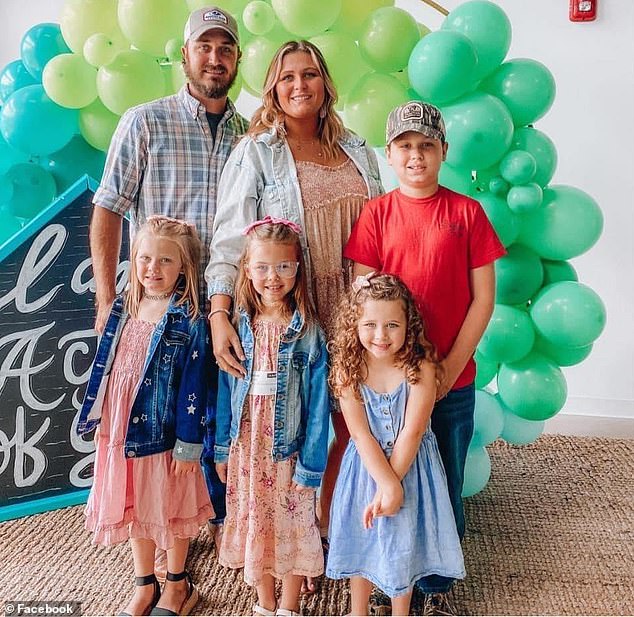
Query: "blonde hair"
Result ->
[[126, 216, 201, 318], [329, 274, 439, 399], [248, 40, 345, 161], [234, 222, 316, 335]]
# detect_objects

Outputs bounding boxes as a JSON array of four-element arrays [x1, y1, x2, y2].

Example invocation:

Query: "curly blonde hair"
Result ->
[[329, 274, 439, 399], [248, 40, 345, 161]]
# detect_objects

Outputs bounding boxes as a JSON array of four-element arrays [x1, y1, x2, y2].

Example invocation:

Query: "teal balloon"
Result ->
[[495, 243, 543, 305], [271, 0, 341, 37], [46, 135, 106, 192], [499, 149, 536, 185], [0, 211, 23, 246], [479, 304, 535, 364], [507, 183, 543, 214], [474, 350, 498, 389], [511, 127, 557, 187], [20, 23, 71, 81], [497, 351, 567, 421], [472, 390, 504, 447], [442, 0, 511, 80], [480, 58, 556, 127], [462, 446, 491, 497], [541, 259, 578, 286], [5, 163, 57, 219], [532, 333, 592, 367], [439, 164, 473, 194], [0, 133, 29, 175], [442, 92, 514, 169], [499, 396, 544, 445], [530, 281, 606, 348], [476, 191, 519, 247], [0, 173, 14, 204], [519, 185, 603, 260], [0, 85, 78, 156], [408, 30, 477, 105], [488, 176, 509, 196], [0, 60, 38, 104]]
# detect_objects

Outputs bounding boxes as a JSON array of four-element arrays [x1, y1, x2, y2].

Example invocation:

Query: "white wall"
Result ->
[[2, 0, 633, 428]]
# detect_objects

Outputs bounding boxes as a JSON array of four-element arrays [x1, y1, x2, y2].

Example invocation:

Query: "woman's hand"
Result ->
[[209, 312, 246, 378], [215, 462, 228, 483], [171, 459, 198, 476], [292, 481, 316, 493], [93, 426, 101, 445]]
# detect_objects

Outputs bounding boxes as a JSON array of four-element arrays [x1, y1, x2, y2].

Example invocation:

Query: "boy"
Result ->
[[344, 101, 506, 614]]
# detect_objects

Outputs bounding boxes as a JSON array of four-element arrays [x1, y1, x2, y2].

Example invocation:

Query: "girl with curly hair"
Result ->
[[326, 273, 465, 616]]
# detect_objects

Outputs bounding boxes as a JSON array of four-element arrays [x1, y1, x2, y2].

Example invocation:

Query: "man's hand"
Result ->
[[215, 462, 228, 483], [209, 312, 246, 378], [94, 297, 114, 335]]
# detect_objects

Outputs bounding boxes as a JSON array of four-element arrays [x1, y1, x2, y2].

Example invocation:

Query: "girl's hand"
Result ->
[[171, 459, 198, 476], [215, 462, 228, 483], [292, 481, 315, 493]]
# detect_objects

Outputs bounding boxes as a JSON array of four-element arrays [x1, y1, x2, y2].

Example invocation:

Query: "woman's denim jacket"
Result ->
[[214, 308, 330, 488], [205, 128, 384, 298], [77, 294, 210, 461]]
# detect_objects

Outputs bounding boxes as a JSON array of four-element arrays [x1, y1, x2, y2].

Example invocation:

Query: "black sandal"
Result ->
[[119, 573, 161, 616], [149, 571, 198, 616]]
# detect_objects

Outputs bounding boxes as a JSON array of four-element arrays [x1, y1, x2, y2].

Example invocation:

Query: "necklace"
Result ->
[[288, 136, 324, 158], [143, 291, 172, 300]]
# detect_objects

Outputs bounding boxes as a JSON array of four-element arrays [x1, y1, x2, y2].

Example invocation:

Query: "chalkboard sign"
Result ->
[[0, 176, 129, 521]]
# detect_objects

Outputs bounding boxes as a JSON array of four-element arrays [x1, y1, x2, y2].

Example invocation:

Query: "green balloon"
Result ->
[[495, 243, 544, 305], [60, 0, 121, 55], [497, 351, 567, 421], [442, 0, 512, 80], [228, 68, 242, 103], [442, 92, 514, 170], [499, 397, 544, 445], [97, 50, 165, 116], [488, 175, 509, 196], [331, 0, 393, 39], [507, 182, 542, 214], [439, 164, 473, 194], [243, 1, 277, 36], [359, 7, 420, 74], [499, 149, 536, 185], [472, 390, 504, 447], [474, 350, 498, 389], [408, 30, 477, 105], [476, 191, 519, 247], [532, 333, 592, 367], [541, 259, 578, 286], [5, 163, 57, 219], [478, 303, 535, 364], [462, 445, 491, 497], [511, 126, 557, 187], [84, 33, 127, 68], [530, 281, 606, 348], [344, 73, 408, 147], [240, 36, 280, 94], [271, 0, 341, 37], [519, 185, 603, 260], [42, 53, 98, 109], [480, 58, 556, 127], [79, 97, 120, 152]]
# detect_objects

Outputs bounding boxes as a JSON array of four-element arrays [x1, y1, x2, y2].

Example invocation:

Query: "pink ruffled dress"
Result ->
[[84, 318, 213, 549]]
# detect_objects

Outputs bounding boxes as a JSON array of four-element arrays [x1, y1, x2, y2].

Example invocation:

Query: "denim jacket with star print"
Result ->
[[77, 293, 210, 461]]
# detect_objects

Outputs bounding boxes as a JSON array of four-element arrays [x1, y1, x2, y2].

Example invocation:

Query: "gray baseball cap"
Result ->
[[386, 101, 446, 145], [183, 6, 239, 45]]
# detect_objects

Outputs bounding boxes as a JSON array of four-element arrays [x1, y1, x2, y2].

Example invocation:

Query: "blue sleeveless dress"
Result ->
[[326, 381, 465, 597]]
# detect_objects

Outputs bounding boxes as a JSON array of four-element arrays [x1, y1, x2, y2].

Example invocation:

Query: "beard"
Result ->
[[183, 60, 238, 100]]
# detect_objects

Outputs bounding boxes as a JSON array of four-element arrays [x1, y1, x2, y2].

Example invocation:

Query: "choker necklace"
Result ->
[[143, 291, 172, 301]]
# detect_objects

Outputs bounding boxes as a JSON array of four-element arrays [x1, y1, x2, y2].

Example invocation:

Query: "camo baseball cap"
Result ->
[[385, 101, 446, 145], [184, 6, 239, 45]]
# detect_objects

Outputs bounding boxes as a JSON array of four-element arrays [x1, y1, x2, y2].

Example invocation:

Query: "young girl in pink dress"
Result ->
[[78, 216, 213, 616], [213, 217, 330, 616]]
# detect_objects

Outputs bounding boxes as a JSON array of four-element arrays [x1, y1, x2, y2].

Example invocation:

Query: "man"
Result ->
[[90, 7, 247, 612]]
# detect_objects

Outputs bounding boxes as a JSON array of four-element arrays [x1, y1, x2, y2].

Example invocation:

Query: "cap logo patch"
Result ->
[[400, 103, 424, 121], [203, 9, 228, 24]]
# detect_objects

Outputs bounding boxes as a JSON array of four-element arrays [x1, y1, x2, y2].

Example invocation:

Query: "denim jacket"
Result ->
[[77, 294, 210, 461], [214, 308, 330, 488], [205, 128, 384, 297]]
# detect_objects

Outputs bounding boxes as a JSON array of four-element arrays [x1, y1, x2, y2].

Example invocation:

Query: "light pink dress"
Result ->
[[84, 318, 213, 549], [219, 319, 323, 586]]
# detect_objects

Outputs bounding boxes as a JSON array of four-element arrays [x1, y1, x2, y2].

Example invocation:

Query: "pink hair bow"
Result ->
[[242, 215, 302, 236], [351, 271, 376, 293]]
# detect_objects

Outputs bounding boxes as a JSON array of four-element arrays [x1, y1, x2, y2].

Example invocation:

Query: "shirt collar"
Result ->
[[178, 84, 236, 122]]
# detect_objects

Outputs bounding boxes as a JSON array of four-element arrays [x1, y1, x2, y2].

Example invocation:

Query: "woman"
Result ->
[[205, 39, 383, 590]]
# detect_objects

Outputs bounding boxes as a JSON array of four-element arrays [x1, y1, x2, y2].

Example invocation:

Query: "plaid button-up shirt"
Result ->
[[93, 85, 249, 306]]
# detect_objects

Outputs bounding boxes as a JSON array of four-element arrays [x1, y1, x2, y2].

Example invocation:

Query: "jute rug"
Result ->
[[1, 434, 632, 615]]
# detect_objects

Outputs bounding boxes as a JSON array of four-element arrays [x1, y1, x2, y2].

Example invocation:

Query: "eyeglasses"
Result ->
[[248, 261, 299, 280]]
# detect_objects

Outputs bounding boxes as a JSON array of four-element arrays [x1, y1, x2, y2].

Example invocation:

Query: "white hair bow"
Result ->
[[351, 271, 376, 293]]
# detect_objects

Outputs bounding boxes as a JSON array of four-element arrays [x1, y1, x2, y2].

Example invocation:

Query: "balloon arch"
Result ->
[[0, 0, 605, 495]]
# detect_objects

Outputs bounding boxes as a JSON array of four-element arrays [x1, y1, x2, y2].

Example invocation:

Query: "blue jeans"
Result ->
[[415, 383, 475, 594]]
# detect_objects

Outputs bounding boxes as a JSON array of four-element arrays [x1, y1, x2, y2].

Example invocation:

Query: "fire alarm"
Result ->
[[570, 0, 597, 22]]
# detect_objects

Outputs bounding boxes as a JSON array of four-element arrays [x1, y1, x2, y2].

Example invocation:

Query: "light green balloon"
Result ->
[[495, 243, 543, 305], [6, 163, 57, 218], [488, 175, 509, 196], [478, 303, 535, 364], [532, 333, 593, 367], [462, 446, 491, 497], [240, 36, 280, 94], [541, 259, 578, 286], [499, 149, 536, 185], [519, 185, 603, 260], [165, 38, 183, 62], [359, 7, 420, 74], [442, 0, 512, 80], [439, 164, 473, 194], [42, 53, 98, 109], [243, 1, 276, 36], [476, 191, 520, 247], [97, 50, 165, 116], [187, 0, 249, 15], [499, 397, 544, 445], [497, 351, 567, 421], [481, 58, 556, 127], [474, 350, 498, 389], [271, 0, 341, 37], [60, 0, 121, 54], [79, 97, 121, 152], [408, 30, 477, 105], [530, 281, 606, 348], [507, 182, 543, 214], [344, 73, 409, 147], [331, 0, 393, 39], [472, 390, 504, 447], [83, 33, 127, 68], [511, 126, 557, 187]]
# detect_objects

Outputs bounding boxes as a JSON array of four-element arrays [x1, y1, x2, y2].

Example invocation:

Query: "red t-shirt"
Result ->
[[344, 186, 506, 389]]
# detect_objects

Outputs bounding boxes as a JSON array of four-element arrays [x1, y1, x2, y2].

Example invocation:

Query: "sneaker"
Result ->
[[422, 593, 458, 616], [368, 587, 391, 616]]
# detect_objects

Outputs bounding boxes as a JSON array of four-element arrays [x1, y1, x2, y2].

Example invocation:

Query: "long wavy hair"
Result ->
[[234, 222, 316, 336], [329, 274, 439, 399], [126, 216, 201, 318], [248, 40, 345, 161]]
